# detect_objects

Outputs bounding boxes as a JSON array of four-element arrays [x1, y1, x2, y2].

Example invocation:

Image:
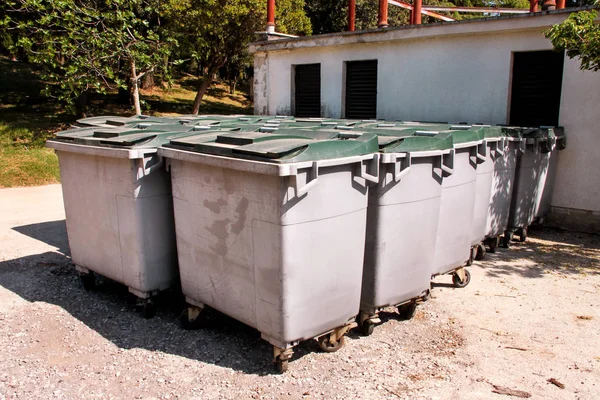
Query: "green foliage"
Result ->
[[1, 0, 174, 114], [545, 10, 600, 72]]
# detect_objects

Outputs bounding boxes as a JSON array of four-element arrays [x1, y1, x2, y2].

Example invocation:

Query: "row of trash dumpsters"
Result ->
[[46, 115, 565, 373]]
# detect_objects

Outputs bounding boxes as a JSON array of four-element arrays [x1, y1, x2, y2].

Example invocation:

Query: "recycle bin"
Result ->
[[158, 131, 379, 373]]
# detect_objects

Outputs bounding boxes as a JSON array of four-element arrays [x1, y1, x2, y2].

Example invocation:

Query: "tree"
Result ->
[[1, 0, 174, 116], [545, 9, 600, 72], [165, 0, 311, 114]]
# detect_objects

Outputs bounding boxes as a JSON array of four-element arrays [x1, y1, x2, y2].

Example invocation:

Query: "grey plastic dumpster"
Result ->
[[158, 132, 380, 373], [535, 127, 565, 222], [46, 126, 221, 318], [430, 129, 484, 288], [453, 126, 506, 261], [483, 129, 522, 252], [358, 134, 454, 336], [505, 127, 564, 244]]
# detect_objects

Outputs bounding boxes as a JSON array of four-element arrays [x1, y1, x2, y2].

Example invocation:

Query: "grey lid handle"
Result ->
[[442, 149, 454, 175], [394, 153, 411, 182], [476, 139, 487, 162], [494, 137, 506, 157], [293, 161, 319, 197], [359, 153, 380, 184], [137, 156, 164, 178]]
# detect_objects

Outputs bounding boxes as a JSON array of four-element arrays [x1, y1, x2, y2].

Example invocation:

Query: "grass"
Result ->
[[0, 57, 253, 188]]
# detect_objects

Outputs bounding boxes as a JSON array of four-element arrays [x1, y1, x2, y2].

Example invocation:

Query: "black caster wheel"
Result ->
[[275, 357, 289, 373], [475, 243, 486, 261], [359, 320, 375, 336], [142, 300, 157, 319], [318, 335, 345, 353], [398, 303, 417, 320], [452, 269, 471, 288], [80, 273, 96, 291], [518, 227, 528, 242], [488, 238, 497, 253], [179, 309, 203, 330]]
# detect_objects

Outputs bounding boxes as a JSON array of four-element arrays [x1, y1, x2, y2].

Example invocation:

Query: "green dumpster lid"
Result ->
[[50, 125, 212, 149], [381, 133, 454, 153], [233, 132, 379, 163], [435, 128, 484, 145], [163, 131, 379, 163]]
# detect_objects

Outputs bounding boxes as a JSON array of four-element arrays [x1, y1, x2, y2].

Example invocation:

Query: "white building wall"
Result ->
[[251, 13, 600, 230]]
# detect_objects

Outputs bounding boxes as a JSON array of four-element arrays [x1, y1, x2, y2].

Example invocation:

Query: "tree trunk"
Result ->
[[229, 77, 237, 95], [192, 62, 224, 115], [130, 60, 142, 116]]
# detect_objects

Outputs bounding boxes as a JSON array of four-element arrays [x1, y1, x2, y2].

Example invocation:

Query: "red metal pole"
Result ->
[[556, 0, 565, 8], [348, 0, 356, 31], [414, 0, 422, 24], [529, 0, 538, 12], [267, 0, 275, 33], [378, 0, 389, 28]]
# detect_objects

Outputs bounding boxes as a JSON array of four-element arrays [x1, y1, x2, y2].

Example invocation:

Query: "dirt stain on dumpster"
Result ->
[[207, 218, 230, 256], [231, 198, 249, 235]]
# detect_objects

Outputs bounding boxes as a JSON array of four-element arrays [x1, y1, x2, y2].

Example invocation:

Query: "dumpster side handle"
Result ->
[[393, 153, 411, 182], [293, 161, 319, 197], [360, 153, 380, 184], [476, 139, 487, 162], [441, 149, 454, 175]]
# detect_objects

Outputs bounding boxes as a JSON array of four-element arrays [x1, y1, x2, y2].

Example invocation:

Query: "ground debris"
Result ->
[[491, 384, 531, 398], [547, 378, 565, 389]]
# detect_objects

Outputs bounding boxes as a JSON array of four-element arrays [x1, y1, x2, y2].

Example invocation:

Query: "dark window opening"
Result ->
[[294, 63, 321, 117], [345, 60, 378, 119], [509, 50, 564, 127]]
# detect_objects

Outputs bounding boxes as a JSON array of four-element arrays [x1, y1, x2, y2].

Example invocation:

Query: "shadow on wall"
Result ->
[[0, 220, 317, 375], [478, 225, 600, 279]]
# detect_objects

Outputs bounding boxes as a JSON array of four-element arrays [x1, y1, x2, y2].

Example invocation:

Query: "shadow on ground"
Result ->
[[0, 220, 319, 375], [477, 225, 600, 279]]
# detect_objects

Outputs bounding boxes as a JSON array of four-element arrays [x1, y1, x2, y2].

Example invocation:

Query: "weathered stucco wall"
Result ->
[[251, 11, 600, 230]]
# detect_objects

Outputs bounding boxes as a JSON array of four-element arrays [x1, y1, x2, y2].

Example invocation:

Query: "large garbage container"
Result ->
[[430, 129, 484, 288], [46, 126, 220, 318], [358, 133, 454, 335], [158, 132, 379, 373], [483, 129, 522, 252], [535, 127, 565, 222], [505, 127, 564, 244]]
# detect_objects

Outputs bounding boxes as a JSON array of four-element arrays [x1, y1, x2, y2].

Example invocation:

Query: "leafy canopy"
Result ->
[[545, 10, 600, 72]]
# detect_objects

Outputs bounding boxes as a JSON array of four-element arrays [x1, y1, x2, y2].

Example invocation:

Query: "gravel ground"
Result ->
[[1, 185, 599, 399]]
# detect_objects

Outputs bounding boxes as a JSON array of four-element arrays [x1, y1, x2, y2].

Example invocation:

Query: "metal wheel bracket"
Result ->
[[187, 305, 204, 322], [454, 267, 466, 282], [273, 346, 294, 362], [359, 311, 380, 325], [75, 265, 91, 274]]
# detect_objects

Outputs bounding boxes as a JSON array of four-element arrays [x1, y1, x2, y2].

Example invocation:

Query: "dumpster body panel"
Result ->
[[55, 149, 178, 294], [432, 145, 478, 276], [164, 147, 372, 349], [486, 138, 519, 238], [361, 154, 444, 313]]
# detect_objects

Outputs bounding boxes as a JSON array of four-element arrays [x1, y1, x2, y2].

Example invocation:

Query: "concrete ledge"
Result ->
[[249, 7, 596, 53], [546, 206, 600, 234]]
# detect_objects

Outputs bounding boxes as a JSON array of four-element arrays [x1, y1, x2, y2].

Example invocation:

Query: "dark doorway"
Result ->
[[345, 60, 378, 119], [294, 63, 321, 117], [509, 50, 565, 127]]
